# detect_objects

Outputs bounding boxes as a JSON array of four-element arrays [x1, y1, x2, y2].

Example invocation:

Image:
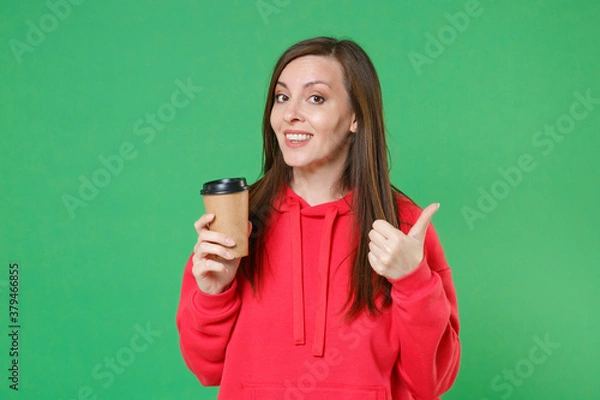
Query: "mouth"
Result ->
[[284, 131, 313, 144], [285, 133, 313, 142]]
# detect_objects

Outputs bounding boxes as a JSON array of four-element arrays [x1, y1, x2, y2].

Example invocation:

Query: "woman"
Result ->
[[176, 37, 460, 399]]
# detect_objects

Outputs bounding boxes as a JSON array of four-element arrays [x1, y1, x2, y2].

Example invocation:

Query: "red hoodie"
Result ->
[[176, 186, 460, 399]]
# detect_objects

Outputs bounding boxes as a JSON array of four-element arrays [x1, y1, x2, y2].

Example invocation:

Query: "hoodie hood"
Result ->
[[273, 185, 353, 357]]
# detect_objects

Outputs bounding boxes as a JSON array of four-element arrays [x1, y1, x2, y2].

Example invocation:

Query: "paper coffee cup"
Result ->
[[201, 178, 249, 258]]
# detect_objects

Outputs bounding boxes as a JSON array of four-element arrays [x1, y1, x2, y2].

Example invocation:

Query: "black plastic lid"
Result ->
[[201, 178, 249, 195]]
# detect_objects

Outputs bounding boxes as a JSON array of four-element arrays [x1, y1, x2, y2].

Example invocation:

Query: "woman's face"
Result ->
[[270, 55, 357, 177]]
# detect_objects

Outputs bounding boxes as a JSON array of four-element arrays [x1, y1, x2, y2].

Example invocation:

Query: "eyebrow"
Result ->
[[276, 80, 332, 89]]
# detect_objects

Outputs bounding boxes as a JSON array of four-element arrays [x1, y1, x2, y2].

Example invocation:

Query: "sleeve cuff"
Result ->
[[190, 279, 239, 315], [388, 258, 434, 300]]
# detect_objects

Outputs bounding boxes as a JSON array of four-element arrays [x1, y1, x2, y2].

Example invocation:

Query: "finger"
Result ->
[[368, 228, 390, 249], [199, 229, 236, 247], [408, 203, 439, 241], [193, 257, 229, 276], [368, 241, 389, 265], [198, 241, 235, 260], [194, 214, 215, 234], [367, 251, 386, 276], [372, 219, 404, 241]]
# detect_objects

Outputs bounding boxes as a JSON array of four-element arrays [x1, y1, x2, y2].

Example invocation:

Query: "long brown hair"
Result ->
[[241, 37, 413, 319]]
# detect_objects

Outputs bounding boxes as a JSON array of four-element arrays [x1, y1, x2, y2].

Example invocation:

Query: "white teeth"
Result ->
[[286, 133, 312, 141]]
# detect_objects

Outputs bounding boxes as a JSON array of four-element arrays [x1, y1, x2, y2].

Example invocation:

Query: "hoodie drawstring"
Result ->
[[291, 199, 305, 345], [290, 198, 338, 356], [312, 207, 337, 357], [281, 187, 351, 357]]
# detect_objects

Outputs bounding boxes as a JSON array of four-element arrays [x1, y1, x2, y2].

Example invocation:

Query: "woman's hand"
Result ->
[[192, 214, 250, 295], [368, 203, 439, 280]]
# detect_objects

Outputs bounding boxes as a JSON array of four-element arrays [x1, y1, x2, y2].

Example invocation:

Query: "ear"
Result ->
[[349, 113, 358, 134]]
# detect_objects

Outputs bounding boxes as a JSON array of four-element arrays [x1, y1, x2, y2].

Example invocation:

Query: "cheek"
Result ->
[[310, 113, 332, 133], [270, 112, 284, 145], [269, 107, 281, 130], [327, 117, 349, 138]]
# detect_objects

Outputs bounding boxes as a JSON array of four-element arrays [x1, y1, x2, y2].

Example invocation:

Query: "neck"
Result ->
[[290, 167, 346, 206]]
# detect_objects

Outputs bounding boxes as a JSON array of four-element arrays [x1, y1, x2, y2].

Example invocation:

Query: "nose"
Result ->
[[283, 98, 304, 124]]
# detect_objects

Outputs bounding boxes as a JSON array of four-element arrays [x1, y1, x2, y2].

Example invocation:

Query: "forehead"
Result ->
[[278, 55, 345, 85]]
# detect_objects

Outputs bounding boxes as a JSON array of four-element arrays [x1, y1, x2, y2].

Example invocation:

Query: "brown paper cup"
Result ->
[[201, 178, 249, 258]]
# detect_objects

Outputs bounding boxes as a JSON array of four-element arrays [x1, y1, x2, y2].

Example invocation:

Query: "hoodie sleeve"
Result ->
[[175, 253, 241, 386], [388, 203, 461, 399]]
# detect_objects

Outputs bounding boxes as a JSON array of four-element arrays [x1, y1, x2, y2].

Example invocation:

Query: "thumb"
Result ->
[[408, 203, 439, 241]]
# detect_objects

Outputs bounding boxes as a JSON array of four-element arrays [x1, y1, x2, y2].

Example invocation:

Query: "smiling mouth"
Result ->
[[285, 133, 313, 142]]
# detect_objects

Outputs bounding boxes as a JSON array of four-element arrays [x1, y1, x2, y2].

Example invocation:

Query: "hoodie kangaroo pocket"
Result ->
[[241, 382, 388, 400]]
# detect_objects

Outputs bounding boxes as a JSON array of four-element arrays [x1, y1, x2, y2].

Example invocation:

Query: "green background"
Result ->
[[1, 0, 598, 398]]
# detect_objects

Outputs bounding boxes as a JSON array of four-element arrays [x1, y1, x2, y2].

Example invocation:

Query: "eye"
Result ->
[[309, 95, 325, 104], [275, 93, 288, 103]]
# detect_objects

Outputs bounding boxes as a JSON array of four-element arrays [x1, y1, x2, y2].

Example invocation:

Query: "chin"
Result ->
[[281, 154, 308, 168], [283, 160, 306, 169]]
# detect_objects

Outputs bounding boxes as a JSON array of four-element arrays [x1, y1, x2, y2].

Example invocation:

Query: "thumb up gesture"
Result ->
[[368, 203, 439, 280]]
